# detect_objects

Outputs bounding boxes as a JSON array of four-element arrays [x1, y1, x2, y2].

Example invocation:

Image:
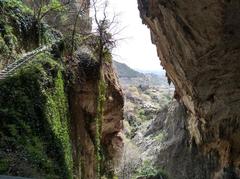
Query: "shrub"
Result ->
[[134, 160, 169, 179]]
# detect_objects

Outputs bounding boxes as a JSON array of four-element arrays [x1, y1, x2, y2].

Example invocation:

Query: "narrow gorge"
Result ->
[[0, 0, 240, 179]]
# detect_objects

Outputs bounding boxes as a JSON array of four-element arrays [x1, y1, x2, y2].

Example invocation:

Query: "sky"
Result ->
[[105, 0, 164, 72]]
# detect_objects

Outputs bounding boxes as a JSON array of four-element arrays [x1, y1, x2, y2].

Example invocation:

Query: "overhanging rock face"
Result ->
[[138, 0, 240, 178]]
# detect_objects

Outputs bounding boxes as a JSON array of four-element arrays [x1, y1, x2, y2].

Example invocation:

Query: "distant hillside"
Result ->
[[113, 60, 171, 87], [113, 60, 144, 78]]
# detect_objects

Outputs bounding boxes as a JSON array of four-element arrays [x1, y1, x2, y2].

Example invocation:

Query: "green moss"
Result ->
[[0, 23, 19, 65], [43, 67, 73, 175], [103, 50, 112, 63], [0, 36, 10, 54], [0, 0, 32, 14], [0, 0, 35, 65], [42, 24, 59, 44], [0, 53, 73, 178], [0, 0, 60, 66], [0, 159, 9, 173], [95, 69, 107, 178]]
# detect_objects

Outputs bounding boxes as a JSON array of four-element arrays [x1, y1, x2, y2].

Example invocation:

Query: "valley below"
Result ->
[[113, 60, 174, 178], [1, 0, 240, 178]]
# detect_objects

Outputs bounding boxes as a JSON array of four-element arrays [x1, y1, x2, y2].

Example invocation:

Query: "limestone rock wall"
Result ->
[[69, 53, 124, 178], [154, 101, 219, 179], [138, 0, 240, 178]]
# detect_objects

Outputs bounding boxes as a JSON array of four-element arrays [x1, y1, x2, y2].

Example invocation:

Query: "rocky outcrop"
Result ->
[[127, 100, 219, 179], [138, 0, 240, 178], [69, 52, 124, 178], [152, 101, 219, 179]]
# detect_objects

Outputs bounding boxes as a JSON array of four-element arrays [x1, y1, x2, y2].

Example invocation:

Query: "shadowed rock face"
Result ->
[[69, 53, 124, 178], [138, 0, 240, 178], [154, 101, 220, 179]]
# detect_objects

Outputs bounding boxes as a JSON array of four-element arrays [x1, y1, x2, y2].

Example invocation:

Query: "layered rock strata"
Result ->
[[138, 0, 240, 178]]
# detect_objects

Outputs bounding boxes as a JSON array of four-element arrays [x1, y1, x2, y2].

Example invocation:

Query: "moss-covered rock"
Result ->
[[0, 53, 73, 178], [0, 0, 37, 63], [0, 0, 61, 69]]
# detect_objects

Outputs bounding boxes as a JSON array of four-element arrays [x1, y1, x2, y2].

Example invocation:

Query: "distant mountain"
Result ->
[[113, 60, 144, 78], [136, 69, 166, 76], [113, 60, 170, 87]]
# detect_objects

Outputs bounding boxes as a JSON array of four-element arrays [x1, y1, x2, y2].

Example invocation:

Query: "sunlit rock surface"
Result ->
[[69, 53, 124, 178], [138, 0, 240, 178]]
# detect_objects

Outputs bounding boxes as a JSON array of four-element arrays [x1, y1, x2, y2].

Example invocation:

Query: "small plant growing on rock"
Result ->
[[90, 0, 119, 177], [135, 160, 169, 179]]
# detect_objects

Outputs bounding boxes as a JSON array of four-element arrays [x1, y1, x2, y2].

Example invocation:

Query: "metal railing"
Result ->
[[0, 41, 59, 80]]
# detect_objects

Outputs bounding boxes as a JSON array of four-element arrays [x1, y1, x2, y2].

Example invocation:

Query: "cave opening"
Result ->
[[104, 1, 175, 178], [1, 0, 240, 178]]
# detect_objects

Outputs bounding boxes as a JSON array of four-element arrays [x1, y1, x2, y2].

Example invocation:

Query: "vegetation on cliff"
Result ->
[[0, 53, 72, 178], [0, 1, 73, 178], [0, 0, 35, 68], [0, 0, 123, 178], [95, 70, 107, 178]]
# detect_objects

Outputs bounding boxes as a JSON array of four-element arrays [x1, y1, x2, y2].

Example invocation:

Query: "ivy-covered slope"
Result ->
[[0, 1, 73, 178], [0, 54, 73, 178], [0, 1, 125, 178]]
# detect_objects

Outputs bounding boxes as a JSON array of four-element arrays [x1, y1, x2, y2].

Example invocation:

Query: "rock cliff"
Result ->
[[138, 0, 240, 178], [0, 1, 124, 178], [69, 53, 124, 178], [149, 101, 219, 179]]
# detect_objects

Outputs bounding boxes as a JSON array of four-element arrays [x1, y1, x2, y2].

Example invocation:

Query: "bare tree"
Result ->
[[89, 0, 120, 178], [90, 0, 117, 64], [69, 0, 91, 56], [24, 0, 73, 45], [24, 0, 71, 22]]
